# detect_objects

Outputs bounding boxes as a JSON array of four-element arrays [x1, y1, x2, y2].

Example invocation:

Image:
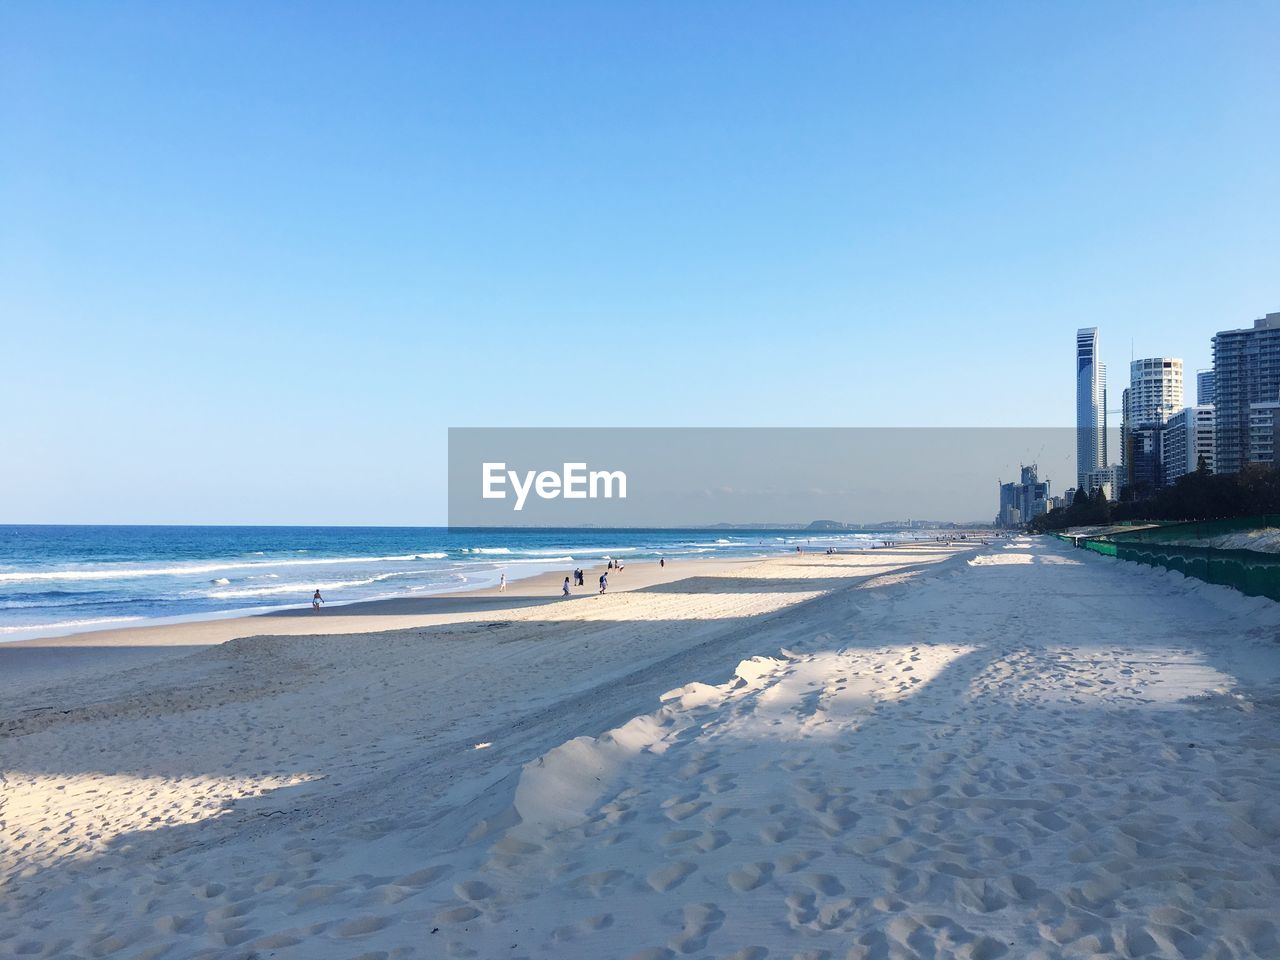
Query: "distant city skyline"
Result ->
[[2, 3, 1277, 523], [1068, 308, 1280, 504]]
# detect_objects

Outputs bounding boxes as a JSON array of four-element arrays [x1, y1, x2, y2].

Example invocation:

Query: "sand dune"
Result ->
[[3, 539, 1279, 959]]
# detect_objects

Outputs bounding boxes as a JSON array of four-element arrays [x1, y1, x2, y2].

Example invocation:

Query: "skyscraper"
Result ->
[[1248, 401, 1280, 465], [1123, 358, 1184, 426], [1162, 405, 1214, 483], [1076, 328, 1107, 488], [1212, 312, 1280, 474], [1121, 358, 1183, 494], [1197, 369, 1215, 407]]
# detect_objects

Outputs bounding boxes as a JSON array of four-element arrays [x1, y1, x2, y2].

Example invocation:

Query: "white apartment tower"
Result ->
[[1162, 405, 1215, 483], [1123, 358, 1184, 428], [1121, 357, 1183, 492]]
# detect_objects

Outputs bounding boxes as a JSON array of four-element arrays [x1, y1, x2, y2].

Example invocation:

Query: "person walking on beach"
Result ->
[[563, 576, 571, 597], [499, 573, 506, 592], [312, 589, 323, 611], [599, 572, 608, 594], [659, 557, 664, 568]]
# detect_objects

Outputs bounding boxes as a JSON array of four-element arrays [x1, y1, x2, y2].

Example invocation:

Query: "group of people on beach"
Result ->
[[306, 539, 1000, 613], [559, 555, 655, 598], [562, 568, 609, 595], [312, 552, 680, 609]]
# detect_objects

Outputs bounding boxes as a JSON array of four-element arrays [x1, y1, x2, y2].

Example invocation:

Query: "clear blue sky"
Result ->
[[2, 2, 1277, 524]]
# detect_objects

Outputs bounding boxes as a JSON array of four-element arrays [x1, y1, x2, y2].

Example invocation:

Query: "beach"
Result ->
[[3, 538, 1279, 959]]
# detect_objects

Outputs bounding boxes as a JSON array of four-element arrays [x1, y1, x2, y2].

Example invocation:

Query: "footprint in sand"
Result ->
[[435, 905, 481, 924], [251, 931, 303, 949], [759, 822, 796, 844], [815, 806, 860, 836], [335, 915, 391, 938], [703, 773, 738, 794], [776, 850, 821, 873], [647, 861, 696, 893], [801, 872, 845, 896], [704, 805, 739, 825], [663, 800, 709, 822], [358, 883, 416, 906], [554, 913, 616, 941], [695, 830, 730, 852], [661, 828, 702, 847], [396, 865, 451, 888], [786, 889, 817, 925], [677, 756, 720, 779], [728, 862, 774, 892], [669, 902, 724, 954], [453, 880, 495, 902], [574, 869, 630, 898]]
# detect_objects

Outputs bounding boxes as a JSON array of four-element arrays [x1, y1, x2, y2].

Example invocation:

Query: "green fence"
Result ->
[[1102, 515, 1280, 546], [1067, 516, 1280, 602], [1080, 539, 1117, 558]]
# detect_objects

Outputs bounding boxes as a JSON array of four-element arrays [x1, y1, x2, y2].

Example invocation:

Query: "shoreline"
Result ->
[[0, 555, 766, 696], [1, 535, 984, 653], [0, 555, 738, 649], [0, 531, 993, 647]]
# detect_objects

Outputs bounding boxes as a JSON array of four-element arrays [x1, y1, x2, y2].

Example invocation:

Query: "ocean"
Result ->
[[0, 525, 924, 642]]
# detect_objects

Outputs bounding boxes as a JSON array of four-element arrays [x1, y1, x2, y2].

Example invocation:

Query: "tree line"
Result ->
[[1029, 460, 1280, 533]]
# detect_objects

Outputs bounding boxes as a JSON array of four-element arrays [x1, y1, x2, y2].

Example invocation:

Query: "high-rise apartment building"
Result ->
[[1212, 312, 1280, 473], [1162, 405, 1215, 483], [1123, 358, 1184, 426], [1076, 328, 1107, 488], [1248, 401, 1280, 465], [1121, 358, 1183, 494]]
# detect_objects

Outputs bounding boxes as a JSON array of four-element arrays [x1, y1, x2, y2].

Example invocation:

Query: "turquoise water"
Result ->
[[0, 526, 920, 641]]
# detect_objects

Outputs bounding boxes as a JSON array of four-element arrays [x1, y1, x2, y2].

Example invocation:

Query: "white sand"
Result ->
[[1166, 527, 1280, 553], [3, 539, 1280, 959]]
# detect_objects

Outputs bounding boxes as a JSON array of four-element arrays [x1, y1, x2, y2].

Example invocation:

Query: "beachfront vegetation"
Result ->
[[1030, 462, 1280, 532]]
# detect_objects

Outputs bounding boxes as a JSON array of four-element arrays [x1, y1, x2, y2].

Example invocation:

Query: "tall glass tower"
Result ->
[[1076, 328, 1107, 489], [1197, 369, 1216, 407]]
